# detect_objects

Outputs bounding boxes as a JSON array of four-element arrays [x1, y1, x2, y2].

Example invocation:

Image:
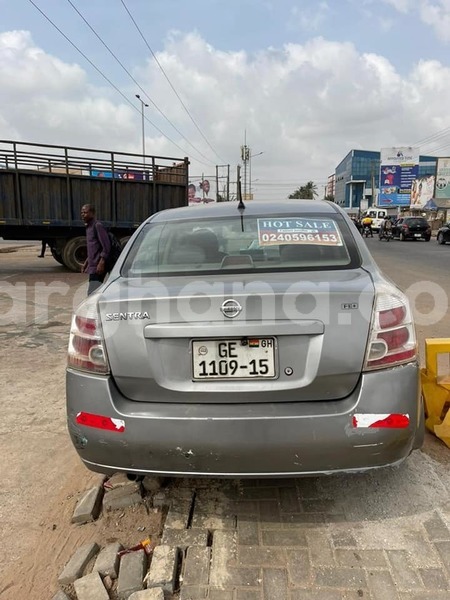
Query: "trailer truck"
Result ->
[[0, 140, 189, 271]]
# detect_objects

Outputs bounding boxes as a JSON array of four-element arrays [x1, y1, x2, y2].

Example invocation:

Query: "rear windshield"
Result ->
[[122, 214, 360, 277], [406, 218, 428, 226]]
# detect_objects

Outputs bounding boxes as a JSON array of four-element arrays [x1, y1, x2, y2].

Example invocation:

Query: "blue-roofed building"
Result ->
[[334, 149, 437, 211]]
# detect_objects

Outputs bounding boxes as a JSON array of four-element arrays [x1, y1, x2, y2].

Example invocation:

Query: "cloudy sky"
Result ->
[[2, 0, 450, 200]]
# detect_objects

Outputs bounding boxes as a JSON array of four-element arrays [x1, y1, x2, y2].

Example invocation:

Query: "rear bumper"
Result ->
[[66, 363, 422, 477]]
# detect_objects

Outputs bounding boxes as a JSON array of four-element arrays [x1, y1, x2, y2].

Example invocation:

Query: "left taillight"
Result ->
[[68, 296, 110, 374]]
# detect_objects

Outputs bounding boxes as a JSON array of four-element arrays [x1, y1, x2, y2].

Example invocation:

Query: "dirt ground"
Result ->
[[0, 246, 164, 599]]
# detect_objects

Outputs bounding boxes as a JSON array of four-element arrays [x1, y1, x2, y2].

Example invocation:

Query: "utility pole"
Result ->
[[135, 94, 149, 164], [241, 142, 250, 201]]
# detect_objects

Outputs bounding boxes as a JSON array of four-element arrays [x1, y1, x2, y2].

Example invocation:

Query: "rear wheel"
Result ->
[[437, 232, 445, 245], [50, 247, 65, 265], [62, 237, 87, 272]]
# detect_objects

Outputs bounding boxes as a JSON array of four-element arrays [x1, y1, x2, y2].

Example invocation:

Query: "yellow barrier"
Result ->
[[420, 338, 450, 448]]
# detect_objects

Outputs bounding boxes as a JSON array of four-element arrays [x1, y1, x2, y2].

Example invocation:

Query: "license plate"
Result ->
[[414, 233, 422, 237], [192, 338, 276, 379]]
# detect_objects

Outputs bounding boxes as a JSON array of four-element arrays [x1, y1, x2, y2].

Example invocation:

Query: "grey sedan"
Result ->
[[66, 200, 424, 477]]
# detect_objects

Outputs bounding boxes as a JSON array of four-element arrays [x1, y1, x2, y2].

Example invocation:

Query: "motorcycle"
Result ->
[[379, 228, 392, 242], [362, 225, 373, 238]]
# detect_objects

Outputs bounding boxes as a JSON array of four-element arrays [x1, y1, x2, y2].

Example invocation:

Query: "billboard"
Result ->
[[410, 175, 435, 209], [378, 147, 419, 207], [435, 158, 450, 200], [188, 177, 216, 206]]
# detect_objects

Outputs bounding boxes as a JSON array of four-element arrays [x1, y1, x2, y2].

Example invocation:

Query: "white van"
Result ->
[[363, 209, 388, 232]]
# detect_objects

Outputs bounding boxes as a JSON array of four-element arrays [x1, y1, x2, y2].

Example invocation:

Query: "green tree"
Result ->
[[289, 181, 318, 199]]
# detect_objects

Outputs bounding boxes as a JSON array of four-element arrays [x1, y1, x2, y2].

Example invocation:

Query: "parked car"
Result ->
[[392, 217, 431, 241], [436, 223, 450, 245], [66, 201, 423, 477]]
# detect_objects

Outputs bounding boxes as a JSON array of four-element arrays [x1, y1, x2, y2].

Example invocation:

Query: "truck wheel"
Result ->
[[50, 247, 65, 265], [62, 237, 88, 272]]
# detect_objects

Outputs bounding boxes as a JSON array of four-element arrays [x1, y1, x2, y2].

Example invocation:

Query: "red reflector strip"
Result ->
[[76, 412, 125, 433], [352, 413, 410, 429]]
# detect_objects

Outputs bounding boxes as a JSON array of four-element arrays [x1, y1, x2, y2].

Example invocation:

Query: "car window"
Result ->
[[406, 218, 427, 226], [122, 214, 360, 277]]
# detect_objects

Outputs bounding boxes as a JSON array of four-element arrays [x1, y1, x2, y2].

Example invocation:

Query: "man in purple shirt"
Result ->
[[81, 204, 111, 295]]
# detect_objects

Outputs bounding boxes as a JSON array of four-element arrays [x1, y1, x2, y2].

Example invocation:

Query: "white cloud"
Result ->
[[420, 0, 450, 42], [381, 0, 415, 13], [290, 2, 331, 32], [2, 29, 450, 198]]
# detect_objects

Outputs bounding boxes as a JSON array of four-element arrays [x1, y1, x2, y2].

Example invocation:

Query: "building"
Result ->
[[326, 173, 335, 198], [334, 149, 437, 211]]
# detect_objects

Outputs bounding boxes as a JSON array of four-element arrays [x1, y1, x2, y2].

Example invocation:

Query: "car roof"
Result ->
[[149, 200, 342, 223]]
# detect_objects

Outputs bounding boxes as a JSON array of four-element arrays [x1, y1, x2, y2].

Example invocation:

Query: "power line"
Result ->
[[64, 0, 215, 167], [120, 0, 228, 165], [27, 0, 214, 166]]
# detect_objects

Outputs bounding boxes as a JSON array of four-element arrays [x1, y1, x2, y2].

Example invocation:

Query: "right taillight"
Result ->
[[68, 295, 110, 374], [363, 284, 417, 370]]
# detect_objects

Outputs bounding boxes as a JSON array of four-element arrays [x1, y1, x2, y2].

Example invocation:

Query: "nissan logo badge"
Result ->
[[221, 299, 242, 318]]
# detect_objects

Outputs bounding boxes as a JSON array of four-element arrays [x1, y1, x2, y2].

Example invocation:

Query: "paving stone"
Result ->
[[58, 542, 100, 584], [94, 542, 122, 579], [161, 528, 208, 550], [191, 514, 236, 530], [418, 567, 450, 590], [210, 531, 237, 587], [231, 500, 259, 516], [331, 532, 357, 548], [179, 586, 208, 599], [129, 589, 165, 600], [402, 531, 441, 569], [259, 500, 281, 523], [238, 487, 279, 500], [367, 570, 398, 600], [236, 590, 261, 600], [153, 491, 170, 509], [290, 591, 342, 600], [305, 531, 335, 567], [314, 567, 366, 588], [399, 593, 450, 599], [164, 496, 194, 529], [386, 550, 423, 590], [336, 549, 387, 569], [423, 512, 450, 541], [71, 485, 103, 524], [286, 549, 311, 585], [183, 546, 211, 586], [227, 567, 261, 586], [208, 589, 235, 600], [281, 513, 326, 526], [279, 487, 301, 513], [146, 545, 179, 593], [73, 572, 109, 600], [238, 545, 285, 567], [103, 480, 143, 511], [302, 499, 344, 515], [434, 541, 450, 570], [142, 476, 163, 494], [261, 529, 307, 546], [52, 592, 70, 600], [116, 549, 147, 599], [262, 567, 288, 600], [238, 517, 260, 545]]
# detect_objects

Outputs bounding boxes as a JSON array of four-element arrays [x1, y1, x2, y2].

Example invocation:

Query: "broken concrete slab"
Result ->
[[71, 485, 103, 524], [94, 542, 123, 579], [73, 572, 109, 600], [145, 545, 179, 593], [58, 542, 99, 585]]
